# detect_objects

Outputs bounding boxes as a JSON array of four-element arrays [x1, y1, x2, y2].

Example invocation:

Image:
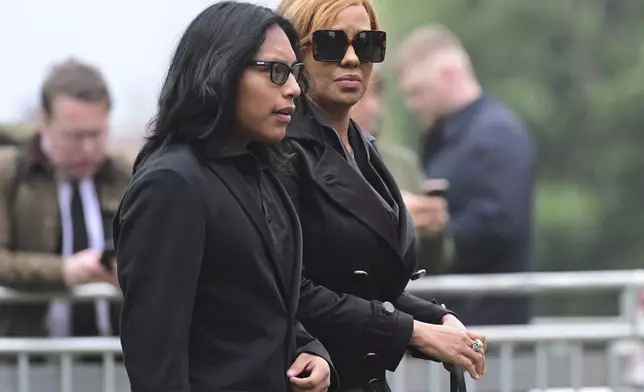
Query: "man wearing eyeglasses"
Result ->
[[0, 59, 130, 339]]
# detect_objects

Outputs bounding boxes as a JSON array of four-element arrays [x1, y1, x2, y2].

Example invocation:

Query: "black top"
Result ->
[[227, 145, 295, 289], [420, 92, 535, 325]]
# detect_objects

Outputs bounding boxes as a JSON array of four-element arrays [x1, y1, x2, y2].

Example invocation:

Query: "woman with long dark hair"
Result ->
[[276, 0, 486, 390], [113, 2, 336, 391]]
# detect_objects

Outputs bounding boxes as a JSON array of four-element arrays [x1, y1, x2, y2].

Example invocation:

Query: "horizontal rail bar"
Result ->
[[0, 322, 641, 353], [406, 269, 644, 295], [474, 322, 644, 343], [0, 270, 643, 303], [0, 337, 122, 354], [0, 283, 121, 303]]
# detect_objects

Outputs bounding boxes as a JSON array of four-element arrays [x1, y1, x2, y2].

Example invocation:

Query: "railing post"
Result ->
[[620, 285, 639, 326], [60, 353, 73, 392], [102, 352, 116, 392], [17, 353, 29, 392], [499, 343, 514, 392]]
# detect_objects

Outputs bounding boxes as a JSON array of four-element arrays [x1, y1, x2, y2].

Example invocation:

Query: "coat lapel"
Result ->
[[268, 170, 302, 318], [366, 141, 416, 256], [311, 146, 400, 255], [206, 161, 288, 300], [288, 108, 412, 259]]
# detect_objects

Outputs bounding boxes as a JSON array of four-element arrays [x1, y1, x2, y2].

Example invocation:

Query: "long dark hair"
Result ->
[[135, 1, 302, 172]]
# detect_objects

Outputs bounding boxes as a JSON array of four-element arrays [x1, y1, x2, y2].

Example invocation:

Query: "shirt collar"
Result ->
[[430, 91, 488, 145], [287, 99, 376, 145]]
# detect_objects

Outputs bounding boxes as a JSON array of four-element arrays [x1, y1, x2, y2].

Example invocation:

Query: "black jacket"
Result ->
[[279, 105, 453, 390], [113, 144, 337, 392], [420, 93, 535, 326]]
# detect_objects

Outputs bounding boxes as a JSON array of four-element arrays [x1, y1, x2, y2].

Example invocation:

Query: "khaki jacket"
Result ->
[[0, 135, 131, 336], [375, 141, 424, 193]]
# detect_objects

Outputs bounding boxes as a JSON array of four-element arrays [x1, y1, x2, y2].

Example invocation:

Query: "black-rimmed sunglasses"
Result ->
[[312, 30, 386, 63], [247, 60, 308, 86]]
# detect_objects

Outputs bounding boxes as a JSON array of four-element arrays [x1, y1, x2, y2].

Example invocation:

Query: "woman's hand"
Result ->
[[409, 320, 486, 380], [440, 314, 485, 376], [441, 314, 466, 329], [287, 353, 331, 392]]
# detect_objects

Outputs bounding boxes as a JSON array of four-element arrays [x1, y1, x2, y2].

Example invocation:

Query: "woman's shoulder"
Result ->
[[286, 102, 324, 144], [131, 144, 205, 191]]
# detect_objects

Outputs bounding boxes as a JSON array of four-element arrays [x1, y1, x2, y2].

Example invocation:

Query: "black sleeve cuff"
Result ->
[[364, 301, 415, 371], [394, 293, 459, 362], [395, 291, 457, 324]]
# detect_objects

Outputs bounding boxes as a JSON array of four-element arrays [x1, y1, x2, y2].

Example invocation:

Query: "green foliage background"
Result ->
[[374, 0, 644, 316]]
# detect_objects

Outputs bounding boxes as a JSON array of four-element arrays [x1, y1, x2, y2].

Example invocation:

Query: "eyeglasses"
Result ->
[[247, 60, 308, 86], [311, 30, 386, 63]]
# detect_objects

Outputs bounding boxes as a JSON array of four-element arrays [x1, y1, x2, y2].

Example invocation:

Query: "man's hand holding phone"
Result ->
[[101, 242, 118, 285], [62, 244, 118, 287], [402, 179, 449, 237]]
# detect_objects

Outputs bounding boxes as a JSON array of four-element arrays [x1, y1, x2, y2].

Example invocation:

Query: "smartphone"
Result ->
[[423, 179, 449, 198], [426, 188, 446, 198], [100, 242, 115, 271]]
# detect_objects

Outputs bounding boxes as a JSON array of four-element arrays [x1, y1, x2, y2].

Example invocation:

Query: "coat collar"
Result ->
[[421, 91, 489, 159], [287, 100, 376, 146], [286, 103, 414, 259]]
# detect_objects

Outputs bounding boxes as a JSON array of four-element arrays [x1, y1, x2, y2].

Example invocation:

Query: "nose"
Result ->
[[340, 45, 360, 67], [80, 136, 96, 155], [282, 72, 301, 98]]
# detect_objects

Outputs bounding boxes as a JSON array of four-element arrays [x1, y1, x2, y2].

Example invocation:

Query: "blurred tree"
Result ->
[[374, 0, 644, 316]]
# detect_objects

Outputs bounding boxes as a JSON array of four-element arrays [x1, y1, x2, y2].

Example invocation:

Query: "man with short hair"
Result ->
[[395, 25, 536, 326], [0, 58, 130, 337]]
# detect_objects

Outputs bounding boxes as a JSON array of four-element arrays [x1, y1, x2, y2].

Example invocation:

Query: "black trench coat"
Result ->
[[279, 105, 453, 391]]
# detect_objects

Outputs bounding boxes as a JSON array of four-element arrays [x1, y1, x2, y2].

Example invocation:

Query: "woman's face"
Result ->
[[304, 5, 374, 111], [236, 25, 302, 143]]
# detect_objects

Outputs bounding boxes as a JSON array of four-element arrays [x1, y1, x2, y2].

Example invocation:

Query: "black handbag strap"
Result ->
[[450, 367, 467, 392]]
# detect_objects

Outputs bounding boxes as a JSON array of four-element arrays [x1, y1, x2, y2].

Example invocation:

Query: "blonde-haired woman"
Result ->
[[276, 0, 486, 390]]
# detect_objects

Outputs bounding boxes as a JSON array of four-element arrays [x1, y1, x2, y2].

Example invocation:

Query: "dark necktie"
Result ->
[[70, 181, 98, 336], [71, 181, 88, 253]]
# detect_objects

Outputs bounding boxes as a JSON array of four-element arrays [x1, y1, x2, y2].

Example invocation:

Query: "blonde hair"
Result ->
[[276, 0, 381, 49], [395, 25, 465, 72]]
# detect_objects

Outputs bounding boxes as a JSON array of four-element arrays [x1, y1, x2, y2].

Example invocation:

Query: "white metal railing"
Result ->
[[406, 269, 644, 295], [406, 269, 644, 324], [0, 270, 643, 392], [398, 270, 644, 391], [1, 323, 643, 392], [1, 269, 641, 300], [0, 283, 120, 303], [388, 322, 644, 392]]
